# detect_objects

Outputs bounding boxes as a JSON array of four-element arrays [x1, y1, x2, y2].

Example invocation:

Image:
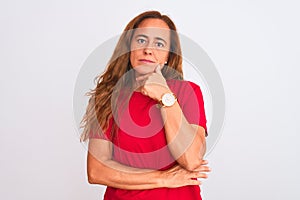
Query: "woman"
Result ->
[[81, 11, 210, 200]]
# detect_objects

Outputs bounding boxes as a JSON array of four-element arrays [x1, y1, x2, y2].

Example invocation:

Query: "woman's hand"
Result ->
[[159, 160, 211, 188], [136, 65, 170, 101]]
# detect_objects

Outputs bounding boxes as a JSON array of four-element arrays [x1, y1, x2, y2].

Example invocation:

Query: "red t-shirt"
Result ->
[[91, 80, 207, 200]]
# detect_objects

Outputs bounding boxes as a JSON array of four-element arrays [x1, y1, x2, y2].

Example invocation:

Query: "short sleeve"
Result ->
[[181, 82, 208, 136], [88, 117, 114, 140]]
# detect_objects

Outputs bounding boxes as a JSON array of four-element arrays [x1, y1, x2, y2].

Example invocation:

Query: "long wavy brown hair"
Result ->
[[80, 11, 184, 142]]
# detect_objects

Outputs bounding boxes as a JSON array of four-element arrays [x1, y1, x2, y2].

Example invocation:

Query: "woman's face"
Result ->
[[130, 18, 171, 75]]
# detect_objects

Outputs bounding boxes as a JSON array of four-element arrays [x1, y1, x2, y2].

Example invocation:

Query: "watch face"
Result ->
[[162, 93, 176, 107]]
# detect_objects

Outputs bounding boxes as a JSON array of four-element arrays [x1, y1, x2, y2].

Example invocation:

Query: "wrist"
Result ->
[[158, 91, 177, 108], [154, 86, 171, 101]]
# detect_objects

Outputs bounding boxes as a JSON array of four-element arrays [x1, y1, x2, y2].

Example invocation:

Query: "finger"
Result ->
[[197, 172, 209, 179], [190, 171, 208, 179], [135, 79, 145, 87], [141, 89, 148, 96], [172, 165, 182, 170], [155, 64, 162, 75], [202, 167, 211, 172], [192, 165, 211, 172], [189, 179, 201, 185], [200, 160, 208, 165]]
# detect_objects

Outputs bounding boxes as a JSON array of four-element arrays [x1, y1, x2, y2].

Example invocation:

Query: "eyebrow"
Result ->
[[134, 34, 168, 44]]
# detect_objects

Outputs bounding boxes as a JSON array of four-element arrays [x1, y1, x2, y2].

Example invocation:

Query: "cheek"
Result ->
[[130, 51, 138, 66], [157, 50, 169, 62]]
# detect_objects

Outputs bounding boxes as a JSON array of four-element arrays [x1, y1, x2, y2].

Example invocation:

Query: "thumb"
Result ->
[[155, 64, 162, 75]]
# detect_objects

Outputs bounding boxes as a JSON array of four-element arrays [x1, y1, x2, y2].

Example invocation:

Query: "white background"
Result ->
[[1, 0, 299, 199]]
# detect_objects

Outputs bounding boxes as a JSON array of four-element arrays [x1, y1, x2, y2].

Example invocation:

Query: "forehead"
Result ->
[[133, 18, 170, 39], [138, 18, 170, 29]]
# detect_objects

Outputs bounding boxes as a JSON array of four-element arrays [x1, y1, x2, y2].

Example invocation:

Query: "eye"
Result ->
[[156, 41, 165, 48], [137, 38, 146, 44]]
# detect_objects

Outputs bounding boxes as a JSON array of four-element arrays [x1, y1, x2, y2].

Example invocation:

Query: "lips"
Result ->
[[139, 59, 155, 63]]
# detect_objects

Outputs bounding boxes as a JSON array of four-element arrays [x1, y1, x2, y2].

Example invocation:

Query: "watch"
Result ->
[[159, 92, 177, 107]]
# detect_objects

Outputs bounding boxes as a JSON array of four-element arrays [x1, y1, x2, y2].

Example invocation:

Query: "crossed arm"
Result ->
[[87, 98, 208, 190], [87, 138, 209, 190]]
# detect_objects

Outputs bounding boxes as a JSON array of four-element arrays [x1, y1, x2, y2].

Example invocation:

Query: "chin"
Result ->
[[133, 64, 156, 75]]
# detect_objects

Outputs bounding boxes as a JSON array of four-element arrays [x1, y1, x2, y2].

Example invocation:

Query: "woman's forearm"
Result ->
[[87, 152, 163, 190], [87, 152, 208, 190], [160, 101, 206, 171]]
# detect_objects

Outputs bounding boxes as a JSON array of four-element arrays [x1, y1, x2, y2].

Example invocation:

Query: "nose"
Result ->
[[143, 47, 153, 55], [143, 44, 153, 55]]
